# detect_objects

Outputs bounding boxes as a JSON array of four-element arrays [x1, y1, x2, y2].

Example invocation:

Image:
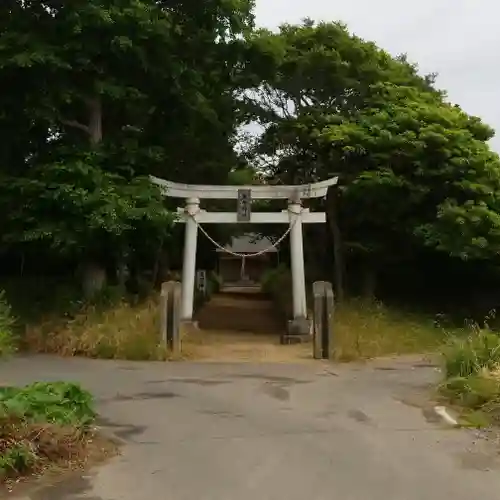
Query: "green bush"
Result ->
[[260, 265, 293, 319], [0, 382, 95, 427], [261, 264, 288, 294], [440, 329, 500, 425], [0, 290, 16, 357], [442, 331, 500, 378], [208, 271, 222, 294], [440, 374, 500, 409], [0, 381, 97, 481]]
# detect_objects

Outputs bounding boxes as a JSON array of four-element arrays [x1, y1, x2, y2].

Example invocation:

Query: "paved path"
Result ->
[[3, 355, 500, 500]]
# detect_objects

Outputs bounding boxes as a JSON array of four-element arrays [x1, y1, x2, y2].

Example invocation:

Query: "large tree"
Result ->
[[243, 21, 500, 298], [0, 0, 255, 293]]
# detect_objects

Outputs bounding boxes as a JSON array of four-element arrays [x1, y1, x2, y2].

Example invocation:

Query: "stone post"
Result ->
[[312, 281, 335, 359], [324, 282, 335, 359], [160, 281, 170, 347], [160, 281, 182, 354], [313, 281, 326, 359], [171, 281, 181, 354], [181, 197, 199, 320]]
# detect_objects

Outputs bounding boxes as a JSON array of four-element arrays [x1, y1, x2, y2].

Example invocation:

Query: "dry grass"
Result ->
[[1, 421, 117, 494], [181, 328, 313, 363], [333, 299, 447, 361], [0, 382, 118, 493], [181, 298, 446, 363], [24, 297, 169, 361], [22, 291, 451, 363], [263, 268, 447, 362]]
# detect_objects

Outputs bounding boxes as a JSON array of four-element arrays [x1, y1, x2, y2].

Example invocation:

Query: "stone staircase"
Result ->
[[196, 286, 285, 334]]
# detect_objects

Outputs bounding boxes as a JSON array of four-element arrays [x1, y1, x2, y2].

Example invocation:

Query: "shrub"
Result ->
[[0, 382, 100, 482], [260, 264, 289, 294], [0, 382, 95, 427], [439, 328, 500, 426], [260, 265, 293, 319], [440, 374, 500, 410], [208, 271, 222, 294], [442, 330, 500, 378], [0, 290, 16, 357]]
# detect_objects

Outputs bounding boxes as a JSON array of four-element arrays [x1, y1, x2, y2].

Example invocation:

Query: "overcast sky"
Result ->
[[254, 0, 500, 151]]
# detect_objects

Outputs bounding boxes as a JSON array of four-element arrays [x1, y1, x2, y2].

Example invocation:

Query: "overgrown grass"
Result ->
[[0, 292, 115, 488], [12, 270, 464, 364], [25, 296, 170, 360], [2, 277, 168, 361], [262, 266, 450, 360], [0, 290, 17, 357], [0, 381, 113, 485], [439, 324, 500, 427], [333, 299, 449, 361]]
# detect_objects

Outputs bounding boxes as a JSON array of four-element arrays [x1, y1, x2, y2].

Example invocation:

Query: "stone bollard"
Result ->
[[160, 281, 182, 355], [160, 282, 170, 347], [171, 282, 181, 354], [312, 281, 335, 359]]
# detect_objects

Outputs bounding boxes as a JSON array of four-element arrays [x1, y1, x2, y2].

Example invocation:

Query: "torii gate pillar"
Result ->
[[180, 198, 199, 320], [288, 198, 307, 319]]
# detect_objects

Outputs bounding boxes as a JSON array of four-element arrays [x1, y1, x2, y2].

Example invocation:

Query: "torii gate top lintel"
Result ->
[[150, 175, 339, 200]]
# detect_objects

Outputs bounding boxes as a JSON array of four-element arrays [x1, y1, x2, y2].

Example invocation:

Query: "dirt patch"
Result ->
[[181, 329, 314, 363], [1, 430, 119, 496]]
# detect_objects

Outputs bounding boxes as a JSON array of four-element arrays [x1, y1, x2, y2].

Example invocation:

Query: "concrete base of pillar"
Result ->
[[281, 317, 312, 344]]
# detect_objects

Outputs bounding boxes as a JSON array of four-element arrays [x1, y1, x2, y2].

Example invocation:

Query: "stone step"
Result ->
[[208, 297, 275, 310], [196, 292, 284, 334], [198, 319, 282, 333], [197, 306, 281, 323], [215, 290, 272, 301]]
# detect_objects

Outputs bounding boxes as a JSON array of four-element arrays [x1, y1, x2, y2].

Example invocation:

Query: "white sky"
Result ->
[[254, 0, 500, 151]]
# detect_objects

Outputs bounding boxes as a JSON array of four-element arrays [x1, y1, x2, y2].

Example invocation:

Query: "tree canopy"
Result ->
[[0, 0, 255, 289], [0, 7, 499, 307], [241, 21, 500, 296]]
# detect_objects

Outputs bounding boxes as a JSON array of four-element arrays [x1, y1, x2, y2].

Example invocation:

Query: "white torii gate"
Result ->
[[150, 175, 338, 333]]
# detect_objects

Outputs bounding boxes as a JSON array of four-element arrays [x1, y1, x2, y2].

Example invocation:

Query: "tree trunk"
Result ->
[[83, 95, 107, 297], [152, 239, 168, 288], [361, 264, 378, 299], [87, 96, 102, 146], [126, 253, 140, 296], [117, 261, 128, 290], [326, 186, 345, 302], [62, 94, 107, 298], [81, 261, 107, 300], [60, 94, 103, 145]]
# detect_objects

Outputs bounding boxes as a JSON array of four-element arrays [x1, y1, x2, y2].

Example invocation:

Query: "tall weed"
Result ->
[[25, 296, 168, 360], [442, 330, 500, 378], [440, 322, 500, 425], [0, 290, 16, 356]]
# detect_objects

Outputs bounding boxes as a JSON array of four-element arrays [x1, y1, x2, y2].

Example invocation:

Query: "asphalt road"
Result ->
[[3, 355, 500, 500]]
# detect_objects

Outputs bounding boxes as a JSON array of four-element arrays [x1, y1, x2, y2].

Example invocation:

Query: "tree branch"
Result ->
[[60, 119, 90, 134]]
